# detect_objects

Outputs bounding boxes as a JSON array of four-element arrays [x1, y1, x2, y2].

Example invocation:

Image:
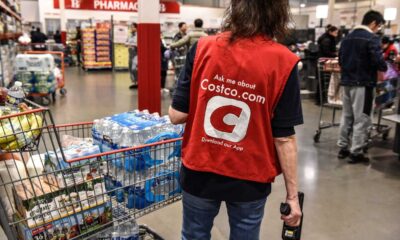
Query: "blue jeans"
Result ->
[[182, 191, 267, 240]]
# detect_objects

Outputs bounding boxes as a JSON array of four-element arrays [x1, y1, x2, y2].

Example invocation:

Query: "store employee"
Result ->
[[169, 0, 303, 239]]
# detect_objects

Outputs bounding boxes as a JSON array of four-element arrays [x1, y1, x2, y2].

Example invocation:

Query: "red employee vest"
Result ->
[[182, 32, 299, 183]]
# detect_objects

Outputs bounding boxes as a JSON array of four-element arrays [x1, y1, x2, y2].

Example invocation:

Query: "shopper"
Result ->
[[338, 10, 388, 163], [169, 0, 303, 239], [31, 28, 48, 50], [75, 26, 82, 66], [161, 38, 169, 93], [381, 36, 398, 61], [30, 26, 36, 39], [318, 25, 339, 58], [173, 22, 187, 42], [170, 19, 208, 49], [53, 30, 62, 44], [127, 23, 138, 89], [173, 22, 189, 56], [315, 25, 339, 105]]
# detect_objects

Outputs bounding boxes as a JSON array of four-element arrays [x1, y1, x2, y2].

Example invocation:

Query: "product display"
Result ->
[[0, 43, 17, 87], [82, 24, 112, 70], [0, 0, 22, 87], [112, 24, 130, 70]]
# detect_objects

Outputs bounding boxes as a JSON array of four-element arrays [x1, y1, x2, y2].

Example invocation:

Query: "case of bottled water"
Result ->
[[93, 110, 183, 208]]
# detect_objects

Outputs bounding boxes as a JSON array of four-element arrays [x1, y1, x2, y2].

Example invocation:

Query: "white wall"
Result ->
[[21, 0, 40, 22]]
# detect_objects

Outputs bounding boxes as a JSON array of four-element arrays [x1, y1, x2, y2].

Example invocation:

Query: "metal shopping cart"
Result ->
[[314, 58, 342, 143], [0, 113, 182, 239], [170, 52, 186, 96], [314, 58, 397, 146]]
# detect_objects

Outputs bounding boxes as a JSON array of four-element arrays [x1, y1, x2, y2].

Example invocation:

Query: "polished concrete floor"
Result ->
[[2, 67, 400, 239]]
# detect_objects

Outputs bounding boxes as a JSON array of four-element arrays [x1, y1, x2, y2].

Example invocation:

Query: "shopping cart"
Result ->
[[314, 58, 342, 143], [0, 118, 182, 240], [170, 53, 186, 96], [314, 58, 396, 147], [19, 50, 67, 105]]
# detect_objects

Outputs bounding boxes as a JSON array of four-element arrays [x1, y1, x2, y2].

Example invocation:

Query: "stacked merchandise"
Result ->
[[96, 26, 111, 66], [0, 0, 22, 87], [0, 0, 22, 38], [113, 24, 129, 70], [113, 44, 129, 69], [0, 42, 17, 86], [92, 110, 183, 210], [14, 136, 112, 240], [82, 28, 96, 69], [66, 28, 78, 64], [82, 24, 112, 70], [14, 54, 57, 95]]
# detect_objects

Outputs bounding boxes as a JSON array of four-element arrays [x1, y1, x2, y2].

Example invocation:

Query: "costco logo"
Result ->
[[71, 0, 81, 8]]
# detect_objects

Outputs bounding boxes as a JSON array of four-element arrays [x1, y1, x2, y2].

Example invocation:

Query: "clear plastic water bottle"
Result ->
[[120, 128, 134, 148], [140, 127, 153, 144], [116, 171, 125, 203], [92, 119, 101, 148], [131, 219, 140, 240], [119, 222, 132, 240], [111, 124, 122, 149], [111, 223, 120, 240], [6, 81, 25, 109]]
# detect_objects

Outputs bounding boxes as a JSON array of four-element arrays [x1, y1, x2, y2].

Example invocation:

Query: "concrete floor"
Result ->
[[2, 67, 400, 239]]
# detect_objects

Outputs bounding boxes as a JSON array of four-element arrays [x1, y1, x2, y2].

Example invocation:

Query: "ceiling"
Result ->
[[290, 0, 371, 7]]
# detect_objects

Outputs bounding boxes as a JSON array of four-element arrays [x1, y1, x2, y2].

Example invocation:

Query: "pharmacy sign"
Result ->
[[54, 0, 180, 13]]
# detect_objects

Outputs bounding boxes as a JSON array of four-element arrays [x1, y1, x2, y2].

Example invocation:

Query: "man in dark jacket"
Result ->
[[338, 10, 387, 163], [173, 22, 187, 42], [53, 30, 62, 44], [31, 28, 48, 50]]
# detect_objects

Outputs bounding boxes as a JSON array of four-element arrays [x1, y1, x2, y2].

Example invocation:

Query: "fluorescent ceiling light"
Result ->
[[384, 8, 397, 21], [300, 3, 306, 8], [316, 5, 329, 19]]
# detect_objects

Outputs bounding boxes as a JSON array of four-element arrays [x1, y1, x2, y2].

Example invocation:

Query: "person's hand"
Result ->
[[281, 196, 302, 227]]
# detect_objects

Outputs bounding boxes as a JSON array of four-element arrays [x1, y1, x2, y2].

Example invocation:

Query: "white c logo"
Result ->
[[204, 96, 251, 143]]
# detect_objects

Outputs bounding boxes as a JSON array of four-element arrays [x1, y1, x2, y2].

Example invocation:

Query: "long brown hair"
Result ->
[[222, 0, 291, 42]]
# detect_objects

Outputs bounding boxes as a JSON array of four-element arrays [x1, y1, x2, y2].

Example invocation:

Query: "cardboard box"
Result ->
[[13, 175, 108, 228], [15, 202, 112, 240]]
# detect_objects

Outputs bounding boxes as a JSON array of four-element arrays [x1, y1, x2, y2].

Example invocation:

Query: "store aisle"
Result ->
[[9, 67, 399, 240], [48, 67, 173, 124]]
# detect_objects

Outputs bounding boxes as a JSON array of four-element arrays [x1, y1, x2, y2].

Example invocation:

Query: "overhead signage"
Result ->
[[54, 0, 180, 14]]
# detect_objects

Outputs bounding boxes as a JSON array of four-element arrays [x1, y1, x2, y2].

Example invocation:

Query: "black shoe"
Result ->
[[348, 154, 370, 164], [338, 148, 350, 159], [129, 84, 138, 89]]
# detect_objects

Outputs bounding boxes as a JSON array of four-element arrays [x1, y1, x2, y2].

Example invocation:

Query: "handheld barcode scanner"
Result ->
[[280, 192, 304, 240]]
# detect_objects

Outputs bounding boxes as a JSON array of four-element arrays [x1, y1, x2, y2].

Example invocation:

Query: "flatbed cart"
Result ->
[[314, 58, 395, 145], [0, 118, 182, 240], [23, 51, 67, 105]]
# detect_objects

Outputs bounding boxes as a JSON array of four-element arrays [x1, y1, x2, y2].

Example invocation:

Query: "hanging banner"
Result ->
[[53, 0, 180, 14]]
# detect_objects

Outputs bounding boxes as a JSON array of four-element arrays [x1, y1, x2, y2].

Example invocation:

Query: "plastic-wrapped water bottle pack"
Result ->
[[93, 110, 183, 209]]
